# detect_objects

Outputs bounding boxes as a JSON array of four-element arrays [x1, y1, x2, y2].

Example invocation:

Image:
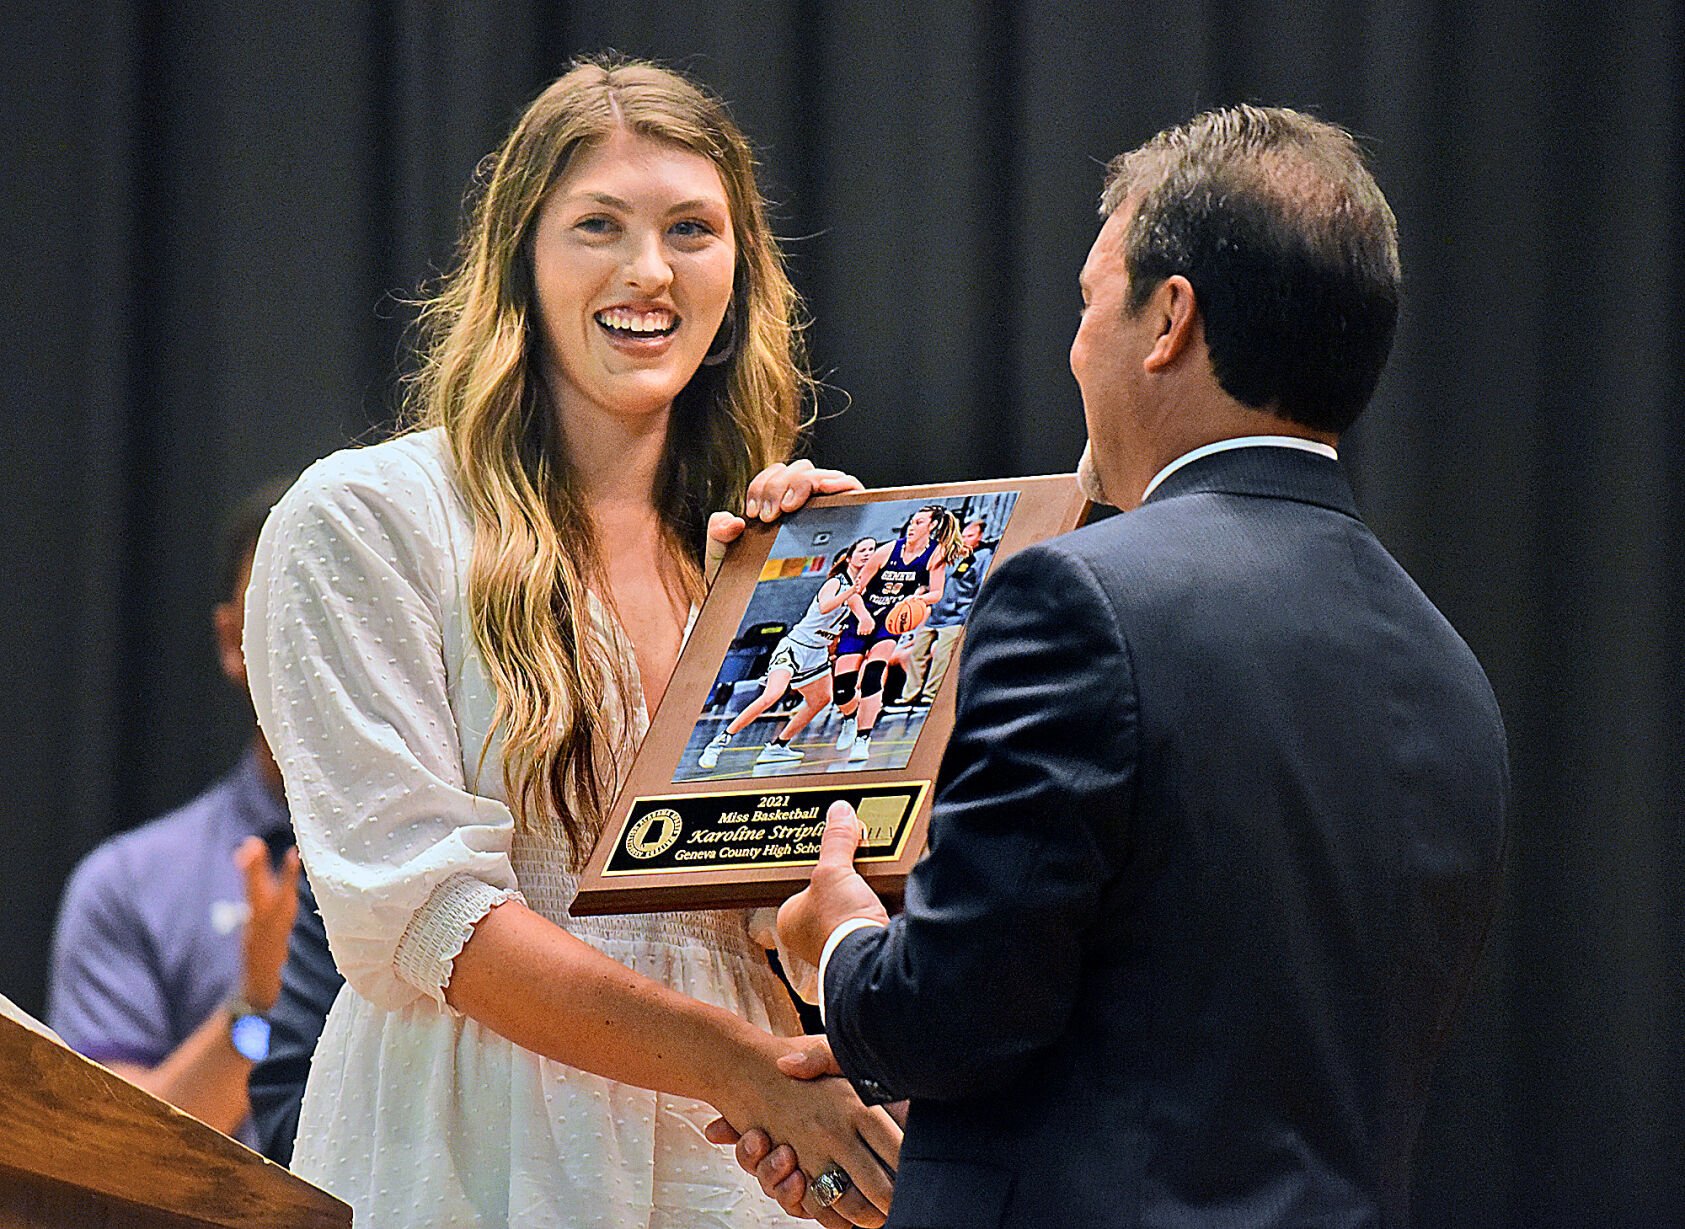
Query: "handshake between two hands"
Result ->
[[706, 801, 900, 1228]]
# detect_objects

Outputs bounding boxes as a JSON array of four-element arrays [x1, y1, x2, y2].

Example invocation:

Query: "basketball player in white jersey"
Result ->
[[697, 537, 879, 771]]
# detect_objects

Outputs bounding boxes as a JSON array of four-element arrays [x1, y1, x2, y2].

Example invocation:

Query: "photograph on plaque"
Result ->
[[570, 475, 1088, 916], [672, 492, 1018, 784]]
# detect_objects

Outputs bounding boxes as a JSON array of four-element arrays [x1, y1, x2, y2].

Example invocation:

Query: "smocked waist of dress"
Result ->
[[552, 906, 755, 956], [508, 843, 759, 957]]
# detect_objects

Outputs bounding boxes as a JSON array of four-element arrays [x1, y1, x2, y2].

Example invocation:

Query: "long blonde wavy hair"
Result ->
[[405, 56, 810, 863]]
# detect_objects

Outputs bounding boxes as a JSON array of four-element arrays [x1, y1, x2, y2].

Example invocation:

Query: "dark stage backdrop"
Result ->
[[3, 4, 1680, 1225]]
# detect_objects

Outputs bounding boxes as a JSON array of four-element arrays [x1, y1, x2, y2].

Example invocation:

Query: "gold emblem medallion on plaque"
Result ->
[[624, 808, 683, 860]]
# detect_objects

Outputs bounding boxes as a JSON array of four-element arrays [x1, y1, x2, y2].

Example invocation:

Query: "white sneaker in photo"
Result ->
[[698, 732, 730, 770], [834, 716, 857, 750], [848, 734, 872, 763], [755, 743, 805, 765]]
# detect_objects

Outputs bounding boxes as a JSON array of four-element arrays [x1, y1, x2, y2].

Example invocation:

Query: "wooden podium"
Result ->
[[0, 1011, 350, 1228]]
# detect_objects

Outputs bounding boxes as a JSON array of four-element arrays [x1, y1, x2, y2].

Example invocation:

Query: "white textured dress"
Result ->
[[246, 429, 800, 1228]]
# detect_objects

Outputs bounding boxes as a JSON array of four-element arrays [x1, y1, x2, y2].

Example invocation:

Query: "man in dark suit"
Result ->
[[737, 106, 1509, 1228]]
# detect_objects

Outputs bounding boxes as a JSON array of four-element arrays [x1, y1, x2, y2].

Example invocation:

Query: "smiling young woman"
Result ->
[[247, 57, 896, 1229], [531, 129, 738, 419]]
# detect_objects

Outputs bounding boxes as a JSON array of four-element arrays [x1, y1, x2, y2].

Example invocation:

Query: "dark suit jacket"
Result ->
[[824, 447, 1508, 1229]]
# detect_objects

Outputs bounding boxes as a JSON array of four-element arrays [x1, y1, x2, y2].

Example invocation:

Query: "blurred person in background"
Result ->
[[47, 480, 299, 1143], [247, 867, 341, 1165]]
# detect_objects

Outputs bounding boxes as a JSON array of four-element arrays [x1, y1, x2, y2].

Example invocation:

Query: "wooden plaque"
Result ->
[[572, 475, 1088, 914]]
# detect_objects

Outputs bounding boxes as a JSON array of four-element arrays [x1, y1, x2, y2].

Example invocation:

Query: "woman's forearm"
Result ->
[[445, 899, 901, 1214], [443, 899, 768, 1107]]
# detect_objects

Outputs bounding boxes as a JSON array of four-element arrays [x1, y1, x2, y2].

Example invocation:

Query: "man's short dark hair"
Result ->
[[216, 478, 294, 604], [1102, 105, 1401, 434]]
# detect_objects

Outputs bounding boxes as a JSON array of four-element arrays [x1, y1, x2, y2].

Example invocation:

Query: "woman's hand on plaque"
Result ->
[[705, 460, 864, 586]]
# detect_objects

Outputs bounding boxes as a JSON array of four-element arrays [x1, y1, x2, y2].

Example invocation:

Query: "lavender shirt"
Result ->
[[47, 749, 290, 1078]]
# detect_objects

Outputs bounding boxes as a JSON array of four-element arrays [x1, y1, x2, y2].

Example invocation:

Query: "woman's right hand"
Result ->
[[705, 1033, 900, 1227], [705, 460, 864, 586]]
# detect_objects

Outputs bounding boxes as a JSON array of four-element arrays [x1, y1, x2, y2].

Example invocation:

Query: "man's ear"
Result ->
[[213, 599, 247, 688], [1143, 275, 1199, 373]]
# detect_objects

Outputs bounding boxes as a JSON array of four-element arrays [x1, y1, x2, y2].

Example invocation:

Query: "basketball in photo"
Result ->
[[885, 594, 931, 635]]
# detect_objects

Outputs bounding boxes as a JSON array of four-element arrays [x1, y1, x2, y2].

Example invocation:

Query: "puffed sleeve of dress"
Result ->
[[245, 442, 523, 1014]]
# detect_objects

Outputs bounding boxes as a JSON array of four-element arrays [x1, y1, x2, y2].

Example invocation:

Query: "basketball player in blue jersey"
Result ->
[[697, 537, 879, 771], [832, 505, 968, 762]]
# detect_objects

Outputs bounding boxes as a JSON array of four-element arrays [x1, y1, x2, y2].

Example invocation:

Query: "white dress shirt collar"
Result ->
[[1140, 436, 1339, 504]]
